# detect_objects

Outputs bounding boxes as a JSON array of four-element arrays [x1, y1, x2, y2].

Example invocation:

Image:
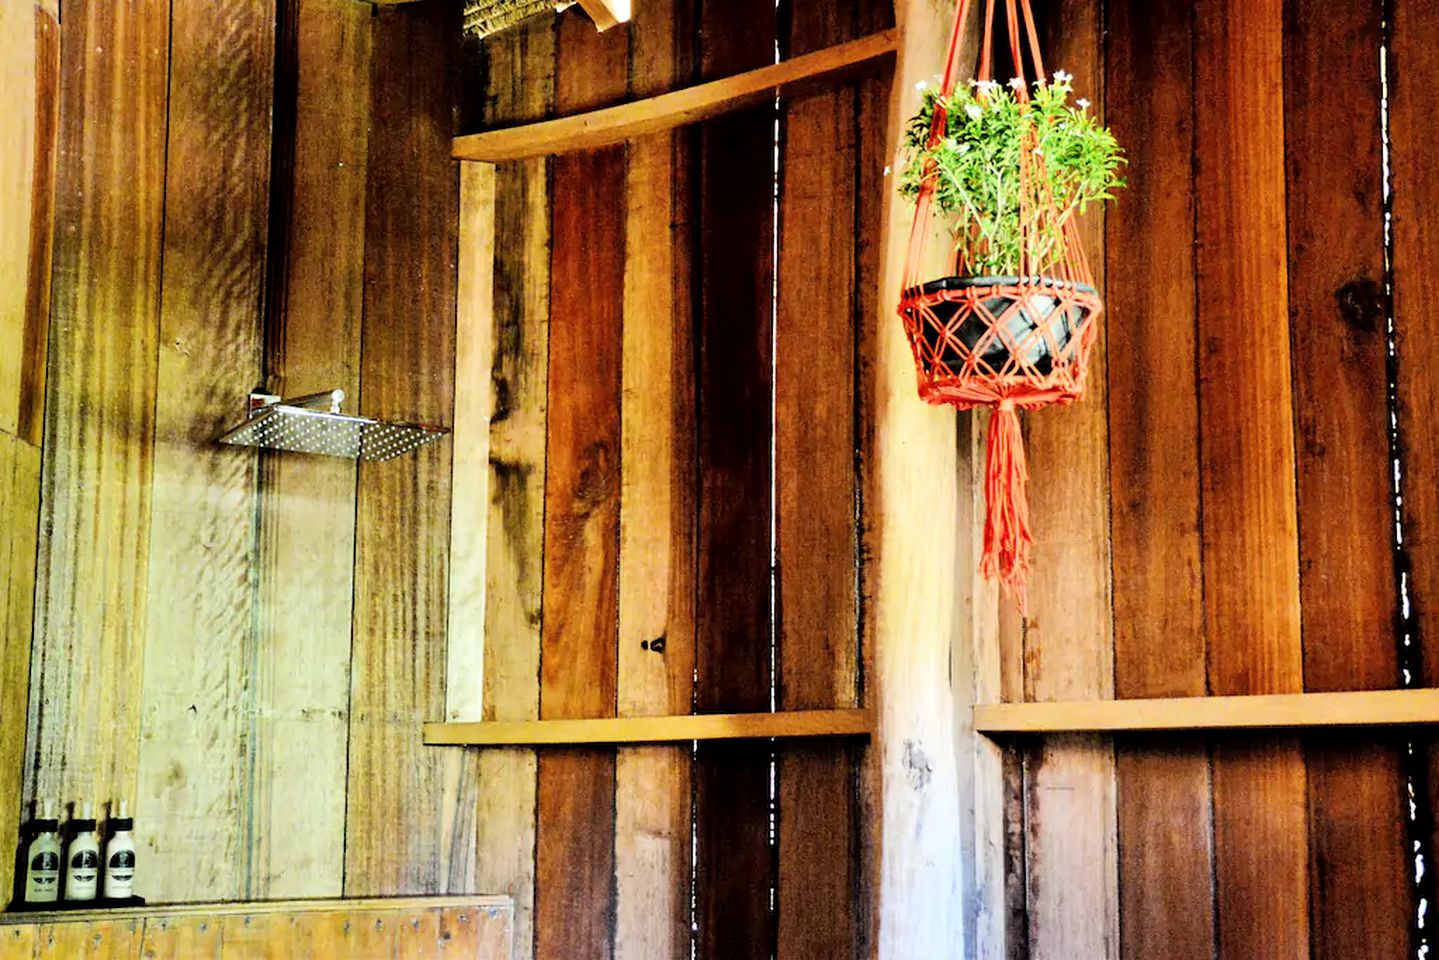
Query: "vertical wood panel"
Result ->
[[1282, 1, 1409, 957], [1103, 2, 1217, 958], [693, 0, 777, 956], [251, 0, 372, 900], [133, 0, 273, 903], [473, 16, 556, 958], [1194, 2, 1308, 958], [14, 7, 59, 449], [28, 0, 170, 825], [448, 162, 497, 726], [534, 10, 628, 959], [1393, 0, 1439, 694], [346, 0, 462, 897], [1388, 1, 1439, 932], [871, 1, 967, 956], [0, 0, 40, 442], [774, 2, 862, 956], [0, 434, 41, 904], [615, 3, 697, 957], [1017, 5, 1118, 957]]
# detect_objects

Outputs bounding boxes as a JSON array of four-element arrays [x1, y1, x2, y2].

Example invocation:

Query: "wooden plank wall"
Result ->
[[16, 0, 474, 907], [990, 0, 1430, 956], [0, 1, 57, 905], [462, 2, 894, 956]]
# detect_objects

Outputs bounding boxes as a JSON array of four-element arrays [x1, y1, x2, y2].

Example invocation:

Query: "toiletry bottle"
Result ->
[[22, 801, 61, 903], [102, 801, 136, 901], [62, 802, 99, 901]]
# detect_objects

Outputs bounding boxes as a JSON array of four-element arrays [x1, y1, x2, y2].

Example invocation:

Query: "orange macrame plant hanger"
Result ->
[[898, 0, 1102, 612]]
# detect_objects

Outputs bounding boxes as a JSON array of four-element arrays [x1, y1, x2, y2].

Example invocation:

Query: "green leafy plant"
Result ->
[[899, 72, 1125, 276]]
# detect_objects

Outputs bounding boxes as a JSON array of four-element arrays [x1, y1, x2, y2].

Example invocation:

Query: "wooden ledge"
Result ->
[[423, 708, 873, 746], [974, 688, 1439, 735], [0, 895, 511, 926], [452, 28, 898, 162]]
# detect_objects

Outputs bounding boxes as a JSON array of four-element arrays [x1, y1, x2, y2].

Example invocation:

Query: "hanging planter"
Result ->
[[897, 0, 1125, 610]]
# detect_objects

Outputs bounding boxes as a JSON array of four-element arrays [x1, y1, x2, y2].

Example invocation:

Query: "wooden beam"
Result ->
[[452, 28, 898, 161], [975, 690, 1439, 734], [577, 0, 628, 31], [424, 709, 874, 746]]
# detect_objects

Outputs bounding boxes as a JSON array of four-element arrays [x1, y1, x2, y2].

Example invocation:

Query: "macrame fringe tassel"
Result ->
[[980, 405, 1034, 614]]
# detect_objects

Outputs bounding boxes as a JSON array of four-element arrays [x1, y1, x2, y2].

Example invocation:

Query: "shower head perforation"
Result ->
[[217, 390, 449, 462]]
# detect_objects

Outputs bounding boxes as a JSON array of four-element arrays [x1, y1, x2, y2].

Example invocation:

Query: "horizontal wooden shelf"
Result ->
[[0, 895, 509, 925], [974, 688, 1439, 734], [452, 28, 899, 162], [424, 708, 873, 746]]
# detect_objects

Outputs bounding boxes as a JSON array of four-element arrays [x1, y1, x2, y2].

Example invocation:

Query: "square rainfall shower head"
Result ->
[[218, 391, 449, 462]]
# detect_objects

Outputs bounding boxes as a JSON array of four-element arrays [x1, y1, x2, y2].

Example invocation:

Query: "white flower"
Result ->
[[1076, 98, 1091, 110], [1053, 69, 1073, 83], [943, 137, 959, 150], [1008, 77, 1025, 90], [915, 80, 928, 91], [976, 79, 1000, 94], [964, 104, 983, 120], [1033, 147, 1044, 156]]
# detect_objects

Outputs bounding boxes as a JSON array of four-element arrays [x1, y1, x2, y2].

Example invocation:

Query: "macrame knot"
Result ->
[[980, 404, 1034, 614]]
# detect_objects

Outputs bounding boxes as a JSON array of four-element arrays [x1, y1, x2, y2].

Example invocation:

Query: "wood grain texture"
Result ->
[[1194, 3, 1308, 958], [1103, 3, 1217, 956], [774, 3, 863, 956], [616, 2, 697, 957], [870, 2, 967, 957], [251, 0, 372, 900], [474, 16, 556, 959], [27, 0, 170, 826], [449, 163, 497, 725], [345, 0, 463, 897], [0, 1, 39, 442], [0, 434, 40, 905], [0, 899, 513, 960], [1390, 0, 1439, 928], [134, 0, 274, 903], [428, 709, 873, 745], [6, 7, 59, 449], [1114, 743, 1213, 960], [693, 1, 778, 956], [1393, 0, 1439, 697], [1283, 2, 1409, 957], [534, 10, 628, 959], [451, 29, 899, 162], [1010, 5, 1117, 957]]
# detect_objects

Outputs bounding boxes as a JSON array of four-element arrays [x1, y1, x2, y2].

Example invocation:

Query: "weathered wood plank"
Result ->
[[473, 15, 557, 958], [693, 0, 778, 955], [449, 163, 497, 724], [1010, 5, 1118, 957], [615, 2, 697, 957], [1393, 0, 1439, 696], [251, 0, 373, 900], [0, 433, 40, 905], [134, 0, 274, 903], [27, 0, 170, 830], [3, 6, 59, 449], [0, 0, 39, 441], [345, 0, 462, 897], [1103, 2, 1217, 957], [870, 1, 967, 957], [534, 10, 628, 959], [774, 2, 863, 956], [1194, 2, 1308, 957], [1282, 1, 1409, 956]]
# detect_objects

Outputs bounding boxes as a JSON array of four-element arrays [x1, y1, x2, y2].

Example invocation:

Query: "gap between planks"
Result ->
[[451, 29, 898, 161], [975, 688, 1439, 734], [423, 709, 873, 746]]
